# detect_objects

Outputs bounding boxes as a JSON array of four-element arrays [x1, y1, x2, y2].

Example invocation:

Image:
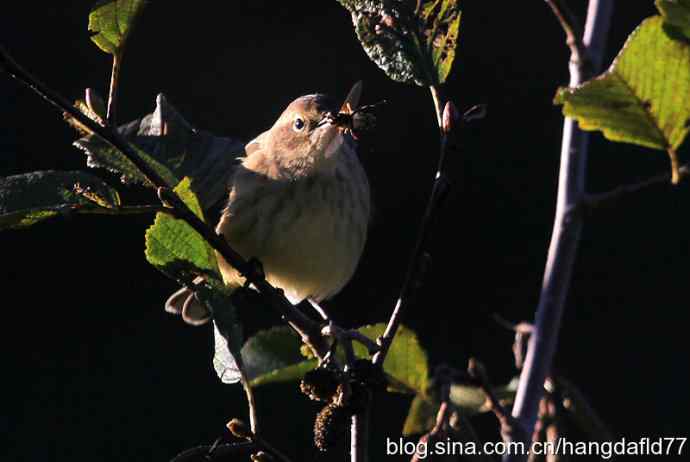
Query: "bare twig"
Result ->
[[505, 2, 614, 460], [227, 419, 292, 462], [169, 442, 256, 462], [556, 376, 613, 442], [467, 358, 523, 442], [585, 163, 690, 210], [76, 204, 167, 215], [411, 401, 453, 462], [373, 88, 454, 366], [545, 0, 589, 71], [322, 324, 380, 357], [492, 314, 534, 370]]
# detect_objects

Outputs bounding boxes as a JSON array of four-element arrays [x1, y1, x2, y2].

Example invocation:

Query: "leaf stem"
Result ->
[[504, 2, 614, 460], [239, 368, 259, 435], [430, 85, 445, 128], [106, 52, 122, 125], [668, 148, 680, 185]]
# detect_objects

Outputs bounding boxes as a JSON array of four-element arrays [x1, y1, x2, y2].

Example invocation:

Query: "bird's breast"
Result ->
[[216, 148, 370, 303]]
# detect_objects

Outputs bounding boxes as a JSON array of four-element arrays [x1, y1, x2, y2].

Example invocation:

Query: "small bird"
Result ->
[[165, 83, 371, 324]]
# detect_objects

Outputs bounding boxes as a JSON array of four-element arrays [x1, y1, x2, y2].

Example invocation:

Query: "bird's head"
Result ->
[[259, 83, 363, 178]]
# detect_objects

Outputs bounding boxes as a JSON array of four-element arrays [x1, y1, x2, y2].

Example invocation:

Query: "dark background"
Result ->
[[1, 1, 688, 461]]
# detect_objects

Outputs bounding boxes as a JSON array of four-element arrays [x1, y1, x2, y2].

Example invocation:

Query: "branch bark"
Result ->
[[504, 2, 614, 460]]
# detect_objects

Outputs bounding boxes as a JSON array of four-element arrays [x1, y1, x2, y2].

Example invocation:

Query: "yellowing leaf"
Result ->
[[555, 16, 690, 182], [338, 0, 461, 86], [354, 323, 429, 394]]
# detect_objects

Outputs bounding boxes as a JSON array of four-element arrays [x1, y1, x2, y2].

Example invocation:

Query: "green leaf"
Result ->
[[337, 0, 461, 86], [74, 94, 243, 207], [555, 16, 690, 181], [0, 170, 120, 230], [242, 323, 428, 393], [88, 0, 146, 55], [144, 177, 221, 283], [241, 326, 318, 386], [402, 393, 440, 436], [353, 323, 429, 394], [656, 0, 690, 42], [449, 376, 519, 416]]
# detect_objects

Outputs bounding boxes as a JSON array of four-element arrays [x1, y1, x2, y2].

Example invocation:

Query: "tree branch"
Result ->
[[504, 2, 614, 460], [0, 46, 332, 443]]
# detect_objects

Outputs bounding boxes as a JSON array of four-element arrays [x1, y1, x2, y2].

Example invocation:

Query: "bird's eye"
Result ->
[[293, 117, 305, 132]]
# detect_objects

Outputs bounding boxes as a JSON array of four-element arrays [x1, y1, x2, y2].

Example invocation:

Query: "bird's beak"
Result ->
[[340, 81, 363, 115], [317, 81, 362, 134]]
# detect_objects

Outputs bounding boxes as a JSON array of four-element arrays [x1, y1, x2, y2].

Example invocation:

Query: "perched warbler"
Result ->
[[165, 83, 371, 324]]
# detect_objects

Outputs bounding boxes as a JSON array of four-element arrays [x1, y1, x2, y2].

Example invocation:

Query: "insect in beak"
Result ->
[[316, 81, 385, 140]]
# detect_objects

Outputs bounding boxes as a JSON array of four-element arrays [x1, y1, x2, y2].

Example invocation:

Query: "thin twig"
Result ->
[[585, 163, 690, 210], [467, 358, 522, 441], [169, 442, 256, 462], [411, 402, 452, 462], [411, 377, 452, 462], [505, 2, 614, 460], [545, 0, 589, 71], [372, 85, 451, 366], [77, 204, 167, 215], [322, 324, 380, 356], [555, 376, 613, 442], [227, 419, 292, 462]]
